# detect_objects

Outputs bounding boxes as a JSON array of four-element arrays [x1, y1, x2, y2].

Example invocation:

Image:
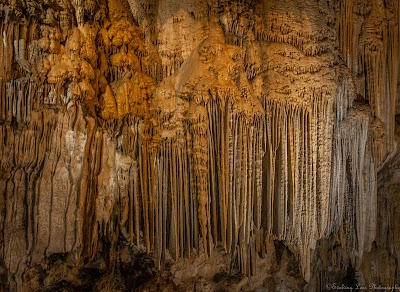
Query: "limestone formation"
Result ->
[[0, 0, 399, 291]]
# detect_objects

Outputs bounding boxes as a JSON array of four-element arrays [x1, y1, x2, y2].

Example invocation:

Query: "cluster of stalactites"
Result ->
[[0, 0, 396, 288], [83, 90, 265, 276], [256, 71, 377, 282], [0, 21, 40, 126], [330, 105, 377, 265], [0, 0, 162, 130], [259, 91, 336, 281], [337, 0, 399, 165], [138, 74, 265, 273]]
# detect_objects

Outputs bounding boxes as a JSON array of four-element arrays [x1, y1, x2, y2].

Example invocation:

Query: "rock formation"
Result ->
[[0, 0, 399, 291]]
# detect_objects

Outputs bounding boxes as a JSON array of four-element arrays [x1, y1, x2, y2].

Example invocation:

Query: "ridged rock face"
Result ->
[[0, 0, 399, 290]]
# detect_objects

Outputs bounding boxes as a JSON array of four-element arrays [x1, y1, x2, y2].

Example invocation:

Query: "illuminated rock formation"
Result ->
[[0, 0, 399, 290]]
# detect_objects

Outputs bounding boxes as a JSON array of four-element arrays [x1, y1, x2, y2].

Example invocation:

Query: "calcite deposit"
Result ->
[[0, 0, 399, 291]]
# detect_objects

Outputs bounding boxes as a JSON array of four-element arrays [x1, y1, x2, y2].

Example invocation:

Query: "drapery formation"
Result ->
[[0, 0, 398, 290]]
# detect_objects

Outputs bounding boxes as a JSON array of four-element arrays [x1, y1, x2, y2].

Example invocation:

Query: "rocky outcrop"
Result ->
[[0, 0, 399, 291]]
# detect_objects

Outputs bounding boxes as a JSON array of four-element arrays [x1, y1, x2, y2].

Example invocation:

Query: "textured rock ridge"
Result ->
[[0, 0, 399, 290]]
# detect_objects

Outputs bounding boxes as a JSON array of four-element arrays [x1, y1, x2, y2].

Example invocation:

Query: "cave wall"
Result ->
[[0, 0, 399, 291]]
